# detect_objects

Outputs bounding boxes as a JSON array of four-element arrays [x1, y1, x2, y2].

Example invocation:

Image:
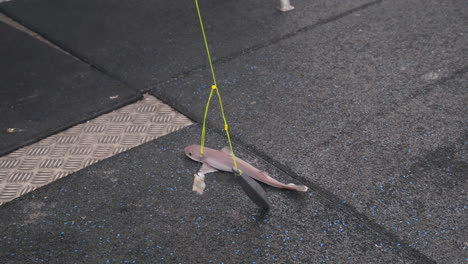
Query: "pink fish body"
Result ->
[[185, 145, 308, 192]]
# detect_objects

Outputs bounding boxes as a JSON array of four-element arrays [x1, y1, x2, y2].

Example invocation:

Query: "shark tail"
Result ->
[[287, 183, 309, 192], [259, 171, 309, 192]]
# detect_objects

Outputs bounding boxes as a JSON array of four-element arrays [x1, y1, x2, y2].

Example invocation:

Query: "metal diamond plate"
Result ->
[[0, 94, 192, 205]]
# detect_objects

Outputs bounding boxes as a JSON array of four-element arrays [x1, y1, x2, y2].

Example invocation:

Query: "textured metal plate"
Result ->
[[0, 94, 192, 205]]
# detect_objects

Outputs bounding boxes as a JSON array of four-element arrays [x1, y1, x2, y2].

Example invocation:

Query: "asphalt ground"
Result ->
[[0, 0, 377, 90], [0, 21, 140, 156], [0, 0, 466, 262], [152, 0, 467, 262], [0, 125, 432, 263]]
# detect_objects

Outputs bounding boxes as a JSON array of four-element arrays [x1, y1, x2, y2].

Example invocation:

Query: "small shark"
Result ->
[[184, 144, 308, 194]]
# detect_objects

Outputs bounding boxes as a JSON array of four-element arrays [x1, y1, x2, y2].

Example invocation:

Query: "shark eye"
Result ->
[[188, 152, 192, 156]]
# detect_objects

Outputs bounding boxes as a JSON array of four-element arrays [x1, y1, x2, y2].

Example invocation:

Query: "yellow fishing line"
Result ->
[[200, 87, 215, 155], [194, 0, 217, 87], [195, 0, 239, 170]]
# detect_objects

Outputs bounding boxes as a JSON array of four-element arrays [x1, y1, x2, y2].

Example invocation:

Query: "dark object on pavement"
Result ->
[[235, 168, 271, 211]]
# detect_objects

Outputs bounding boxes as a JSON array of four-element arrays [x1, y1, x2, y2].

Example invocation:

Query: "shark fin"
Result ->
[[220, 146, 233, 155], [260, 171, 273, 178], [197, 163, 218, 175], [287, 183, 309, 192]]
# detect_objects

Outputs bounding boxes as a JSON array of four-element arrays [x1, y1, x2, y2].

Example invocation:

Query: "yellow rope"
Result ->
[[195, 0, 239, 171], [194, 0, 217, 87]]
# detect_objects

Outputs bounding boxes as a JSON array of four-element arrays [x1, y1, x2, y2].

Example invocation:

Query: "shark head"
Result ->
[[184, 145, 202, 161]]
